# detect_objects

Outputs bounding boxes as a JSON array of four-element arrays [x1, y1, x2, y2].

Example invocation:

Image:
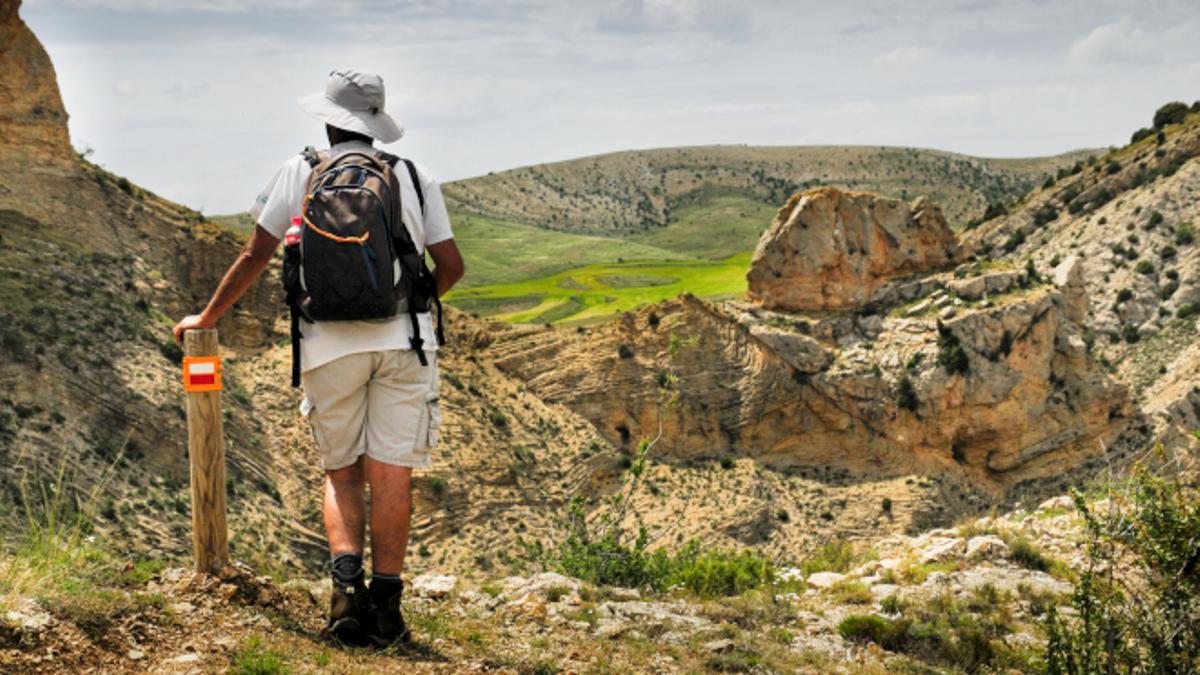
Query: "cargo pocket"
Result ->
[[424, 393, 441, 449]]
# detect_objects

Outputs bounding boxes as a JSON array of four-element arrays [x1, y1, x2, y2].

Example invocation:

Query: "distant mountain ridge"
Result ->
[[442, 144, 1098, 237]]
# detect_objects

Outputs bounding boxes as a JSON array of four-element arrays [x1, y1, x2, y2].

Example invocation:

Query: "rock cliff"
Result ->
[[0, 0, 73, 165], [746, 187, 964, 311], [492, 194, 1135, 497]]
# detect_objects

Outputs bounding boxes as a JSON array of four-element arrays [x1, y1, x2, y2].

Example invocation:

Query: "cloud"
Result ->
[[596, 0, 759, 41], [26, 0, 323, 11], [873, 45, 935, 68], [1068, 17, 1158, 65]]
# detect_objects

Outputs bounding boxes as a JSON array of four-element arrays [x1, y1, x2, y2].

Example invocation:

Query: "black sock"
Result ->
[[370, 572, 403, 600], [331, 552, 364, 588]]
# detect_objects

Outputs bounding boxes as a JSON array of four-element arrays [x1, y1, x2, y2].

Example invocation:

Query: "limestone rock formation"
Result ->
[[747, 187, 964, 311], [492, 187, 1136, 495], [0, 0, 73, 164]]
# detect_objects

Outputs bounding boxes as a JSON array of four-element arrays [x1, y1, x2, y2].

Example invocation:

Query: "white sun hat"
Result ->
[[297, 69, 404, 143]]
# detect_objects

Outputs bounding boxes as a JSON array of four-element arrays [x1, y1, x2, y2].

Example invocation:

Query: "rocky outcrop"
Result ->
[[0, 0, 73, 165], [491, 186, 1135, 494], [491, 279, 1132, 493], [746, 187, 964, 311]]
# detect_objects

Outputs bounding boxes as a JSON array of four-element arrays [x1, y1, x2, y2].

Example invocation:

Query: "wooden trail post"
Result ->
[[183, 329, 229, 574]]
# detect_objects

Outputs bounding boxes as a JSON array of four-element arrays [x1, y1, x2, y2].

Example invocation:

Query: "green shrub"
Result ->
[[1130, 127, 1154, 144], [231, 636, 289, 675], [1003, 230, 1026, 252], [895, 375, 919, 412], [1177, 303, 1198, 319], [1160, 245, 1177, 260], [553, 522, 773, 598], [157, 339, 183, 365], [936, 322, 969, 376], [1176, 223, 1196, 246], [1033, 205, 1059, 226], [1115, 288, 1134, 304], [1121, 323, 1141, 344], [1160, 281, 1179, 300], [1148, 211, 1164, 228], [617, 343, 634, 359], [799, 537, 859, 575], [1152, 101, 1189, 129], [1135, 260, 1155, 275], [1007, 536, 1054, 572], [1045, 461, 1200, 675]]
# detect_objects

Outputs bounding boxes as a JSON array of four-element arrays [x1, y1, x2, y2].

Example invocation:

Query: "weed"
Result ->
[[230, 636, 289, 675]]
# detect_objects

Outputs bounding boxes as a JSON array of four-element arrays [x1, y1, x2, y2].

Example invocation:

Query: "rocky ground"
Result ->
[[0, 492, 1131, 674]]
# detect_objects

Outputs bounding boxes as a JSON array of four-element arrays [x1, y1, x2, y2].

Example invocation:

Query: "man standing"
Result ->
[[173, 69, 464, 646]]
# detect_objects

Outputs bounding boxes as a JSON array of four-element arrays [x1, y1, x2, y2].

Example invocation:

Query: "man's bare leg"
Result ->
[[364, 457, 413, 575], [324, 456, 366, 556]]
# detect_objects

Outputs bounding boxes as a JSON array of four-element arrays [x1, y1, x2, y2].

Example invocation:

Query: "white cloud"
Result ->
[[1068, 17, 1157, 65], [596, 0, 759, 40], [873, 45, 935, 68]]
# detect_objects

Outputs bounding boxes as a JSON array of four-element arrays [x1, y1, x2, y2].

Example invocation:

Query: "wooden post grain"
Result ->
[[184, 329, 229, 574]]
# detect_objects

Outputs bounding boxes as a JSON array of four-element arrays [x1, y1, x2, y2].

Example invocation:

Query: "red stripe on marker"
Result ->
[[191, 374, 216, 386]]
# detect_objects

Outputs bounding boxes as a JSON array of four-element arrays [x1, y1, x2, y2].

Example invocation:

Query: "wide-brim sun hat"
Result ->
[[297, 69, 404, 144]]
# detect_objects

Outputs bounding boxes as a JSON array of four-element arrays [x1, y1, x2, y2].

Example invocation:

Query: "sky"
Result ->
[[22, 0, 1200, 215]]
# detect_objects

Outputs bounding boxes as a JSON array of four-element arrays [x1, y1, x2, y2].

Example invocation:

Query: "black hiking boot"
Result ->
[[365, 580, 412, 647], [328, 578, 369, 646]]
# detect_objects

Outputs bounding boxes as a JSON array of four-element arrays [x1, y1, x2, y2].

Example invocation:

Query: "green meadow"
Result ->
[[445, 253, 751, 325]]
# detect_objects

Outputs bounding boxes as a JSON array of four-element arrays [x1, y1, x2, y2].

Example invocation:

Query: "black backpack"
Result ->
[[282, 146, 445, 386]]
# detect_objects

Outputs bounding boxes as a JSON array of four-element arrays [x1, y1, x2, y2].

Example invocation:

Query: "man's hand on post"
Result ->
[[173, 313, 216, 343]]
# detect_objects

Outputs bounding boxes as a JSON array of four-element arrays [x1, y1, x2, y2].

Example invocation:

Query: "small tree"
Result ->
[[1152, 101, 1189, 129], [1045, 451, 1200, 674]]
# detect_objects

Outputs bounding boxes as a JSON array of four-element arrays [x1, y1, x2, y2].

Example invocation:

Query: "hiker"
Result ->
[[172, 69, 464, 646]]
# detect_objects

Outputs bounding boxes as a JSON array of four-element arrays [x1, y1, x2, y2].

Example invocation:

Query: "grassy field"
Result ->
[[445, 253, 750, 324], [627, 192, 778, 259], [450, 210, 691, 287]]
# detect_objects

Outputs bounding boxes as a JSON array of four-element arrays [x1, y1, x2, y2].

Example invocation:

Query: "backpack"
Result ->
[[282, 146, 445, 387]]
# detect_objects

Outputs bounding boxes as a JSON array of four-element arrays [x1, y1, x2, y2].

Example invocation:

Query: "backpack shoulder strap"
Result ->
[[376, 151, 426, 214], [402, 159, 425, 214]]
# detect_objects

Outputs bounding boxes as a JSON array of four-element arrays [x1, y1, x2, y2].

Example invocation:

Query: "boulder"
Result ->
[[747, 188, 964, 311], [805, 572, 847, 589], [948, 276, 987, 300], [965, 535, 1009, 561], [919, 537, 966, 564], [410, 573, 457, 599]]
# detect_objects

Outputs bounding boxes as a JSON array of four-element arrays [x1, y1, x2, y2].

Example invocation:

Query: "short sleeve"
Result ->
[[410, 163, 453, 246], [422, 181, 454, 246], [249, 155, 309, 240]]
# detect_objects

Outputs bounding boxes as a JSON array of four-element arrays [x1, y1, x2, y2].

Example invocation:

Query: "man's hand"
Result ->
[[173, 313, 216, 343]]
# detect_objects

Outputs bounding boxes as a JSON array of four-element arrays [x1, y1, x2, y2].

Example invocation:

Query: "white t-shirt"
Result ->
[[249, 140, 454, 372]]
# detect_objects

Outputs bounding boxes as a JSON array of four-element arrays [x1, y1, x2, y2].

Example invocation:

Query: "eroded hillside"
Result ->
[[964, 106, 1200, 454]]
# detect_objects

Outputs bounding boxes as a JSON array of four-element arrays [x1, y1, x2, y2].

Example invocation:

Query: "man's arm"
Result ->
[[427, 239, 464, 298], [172, 225, 281, 342]]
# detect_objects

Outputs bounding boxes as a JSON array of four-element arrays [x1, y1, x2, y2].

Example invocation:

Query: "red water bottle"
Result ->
[[285, 216, 302, 248]]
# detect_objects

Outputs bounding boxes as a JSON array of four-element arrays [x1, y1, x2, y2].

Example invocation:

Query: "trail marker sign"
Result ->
[[183, 356, 222, 392]]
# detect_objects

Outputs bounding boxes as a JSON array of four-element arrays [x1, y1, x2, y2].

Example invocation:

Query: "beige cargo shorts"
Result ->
[[299, 350, 440, 471]]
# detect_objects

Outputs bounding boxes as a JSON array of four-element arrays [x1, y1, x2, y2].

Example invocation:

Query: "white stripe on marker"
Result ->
[[190, 362, 216, 375]]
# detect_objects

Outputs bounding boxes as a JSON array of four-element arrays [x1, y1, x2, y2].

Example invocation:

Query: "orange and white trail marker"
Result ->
[[183, 355, 223, 392]]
